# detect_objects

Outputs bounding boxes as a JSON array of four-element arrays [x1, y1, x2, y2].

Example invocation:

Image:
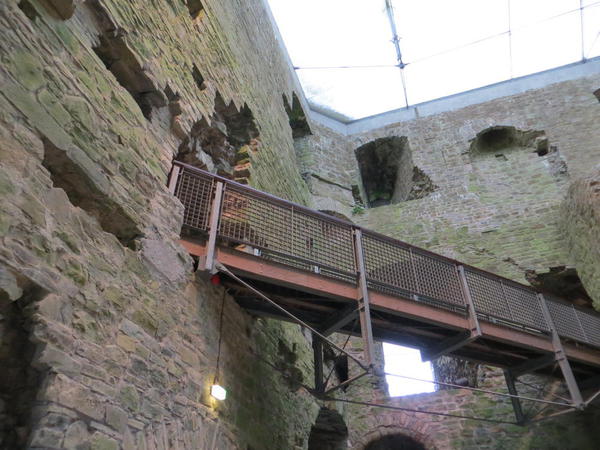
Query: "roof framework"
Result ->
[[268, 0, 600, 120]]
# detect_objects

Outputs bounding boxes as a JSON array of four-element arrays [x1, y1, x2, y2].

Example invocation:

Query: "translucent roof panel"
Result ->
[[267, 0, 600, 120]]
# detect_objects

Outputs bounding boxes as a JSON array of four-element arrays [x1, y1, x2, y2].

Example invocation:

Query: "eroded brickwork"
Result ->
[[0, 0, 324, 448]]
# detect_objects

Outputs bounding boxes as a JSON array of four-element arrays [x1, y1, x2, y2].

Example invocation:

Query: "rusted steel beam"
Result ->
[[353, 228, 375, 367], [204, 181, 224, 272], [539, 293, 584, 409], [504, 370, 526, 425]]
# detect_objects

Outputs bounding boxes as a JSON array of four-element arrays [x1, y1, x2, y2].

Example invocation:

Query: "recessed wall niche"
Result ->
[[355, 137, 437, 207]]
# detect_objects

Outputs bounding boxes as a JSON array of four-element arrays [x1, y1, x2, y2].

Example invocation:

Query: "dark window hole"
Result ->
[[0, 273, 47, 449]]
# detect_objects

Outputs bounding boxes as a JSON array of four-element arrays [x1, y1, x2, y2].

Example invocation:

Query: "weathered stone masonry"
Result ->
[[1, 0, 600, 449], [0, 0, 331, 448]]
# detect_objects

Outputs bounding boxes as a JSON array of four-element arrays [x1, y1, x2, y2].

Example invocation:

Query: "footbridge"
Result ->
[[168, 161, 600, 423]]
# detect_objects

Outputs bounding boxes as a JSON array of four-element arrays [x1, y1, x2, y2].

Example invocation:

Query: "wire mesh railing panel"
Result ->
[[465, 269, 513, 322], [290, 208, 356, 275], [502, 284, 548, 331], [218, 185, 356, 280], [172, 163, 600, 350], [575, 309, 600, 347], [175, 168, 215, 232], [547, 299, 588, 344], [362, 233, 417, 294], [219, 186, 292, 253], [411, 251, 464, 306]]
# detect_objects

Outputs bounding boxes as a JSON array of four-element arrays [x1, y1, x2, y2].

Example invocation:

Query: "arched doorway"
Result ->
[[364, 433, 426, 450], [307, 407, 348, 450]]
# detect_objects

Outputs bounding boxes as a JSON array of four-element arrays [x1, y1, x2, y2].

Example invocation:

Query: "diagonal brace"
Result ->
[[421, 330, 478, 361], [318, 304, 358, 336]]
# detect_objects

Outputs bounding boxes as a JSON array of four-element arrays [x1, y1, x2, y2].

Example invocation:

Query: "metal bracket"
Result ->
[[538, 293, 584, 409]]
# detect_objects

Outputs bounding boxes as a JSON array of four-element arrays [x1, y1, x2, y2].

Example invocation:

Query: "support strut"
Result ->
[[539, 293, 584, 409], [353, 229, 375, 368]]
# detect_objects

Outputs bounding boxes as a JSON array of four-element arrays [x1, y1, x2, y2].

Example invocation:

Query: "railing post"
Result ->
[[353, 228, 375, 368], [457, 265, 481, 338], [538, 293, 584, 409], [205, 181, 225, 273], [167, 164, 181, 194]]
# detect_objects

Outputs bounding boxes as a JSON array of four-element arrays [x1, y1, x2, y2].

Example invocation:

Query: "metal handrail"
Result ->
[[170, 161, 600, 349]]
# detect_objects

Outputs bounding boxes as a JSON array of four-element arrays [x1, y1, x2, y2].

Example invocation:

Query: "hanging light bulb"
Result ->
[[211, 382, 227, 401]]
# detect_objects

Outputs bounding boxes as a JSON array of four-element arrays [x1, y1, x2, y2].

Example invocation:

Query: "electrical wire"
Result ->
[[383, 371, 570, 407], [324, 396, 518, 425]]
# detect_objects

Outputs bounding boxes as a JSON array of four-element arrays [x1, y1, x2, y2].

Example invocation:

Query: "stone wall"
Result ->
[[304, 71, 600, 448], [0, 0, 332, 448], [562, 166, 600, 310], [1, 0, 599, 448], [309, 73, 600, 291]]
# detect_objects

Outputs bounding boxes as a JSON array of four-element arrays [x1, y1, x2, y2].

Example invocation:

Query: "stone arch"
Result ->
[[307, 407, 348, 450], [354, 425, 436, 450]]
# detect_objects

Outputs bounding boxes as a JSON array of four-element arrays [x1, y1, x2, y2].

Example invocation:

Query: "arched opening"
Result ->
[[364, 433, 426, 450], [307, 407, 348, 450], [355, 137, 436, 207], [355, 137, 412, 207], [469, 126, 547, 158]]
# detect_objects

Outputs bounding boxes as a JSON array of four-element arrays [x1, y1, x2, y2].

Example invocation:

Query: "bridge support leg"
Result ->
[[353, 229, 375, 368], [312, 333, 324, 394], [504, 369, 526, 425], [538, 294, 584, 409], [204, 181, 224, 273]]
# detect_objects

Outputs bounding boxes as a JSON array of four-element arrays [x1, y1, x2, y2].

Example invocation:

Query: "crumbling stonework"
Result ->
[[562, 167, 600, 310], [0, 0, 326, 448]]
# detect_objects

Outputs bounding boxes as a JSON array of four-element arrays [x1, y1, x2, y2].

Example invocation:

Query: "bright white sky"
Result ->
[[383, 343, 434, 396], [268, 0, 600, 120]]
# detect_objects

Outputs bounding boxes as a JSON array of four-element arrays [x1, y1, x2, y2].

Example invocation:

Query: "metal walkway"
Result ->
[[169, 161, 600, 419]]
